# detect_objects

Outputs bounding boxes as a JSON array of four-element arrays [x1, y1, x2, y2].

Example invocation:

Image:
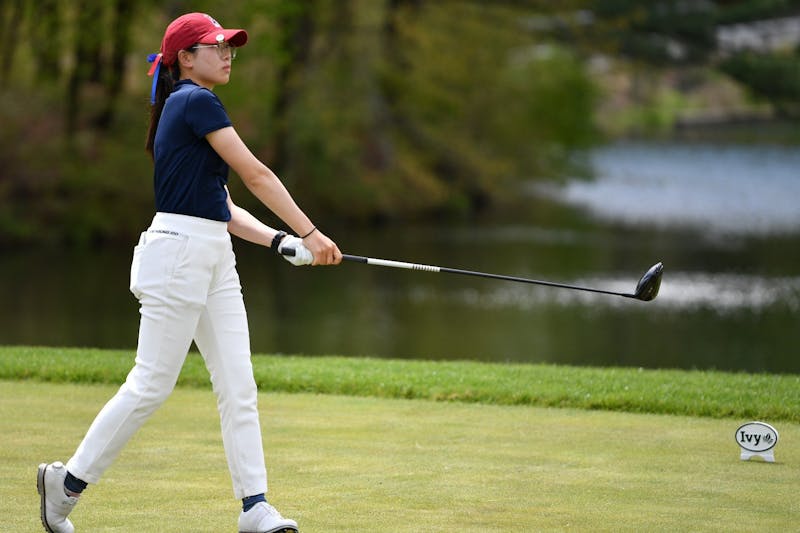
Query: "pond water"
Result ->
[[2, 141, 798, 373], [533, 141, 800, 235]]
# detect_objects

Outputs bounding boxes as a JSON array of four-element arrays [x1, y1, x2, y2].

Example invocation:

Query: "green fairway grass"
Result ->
[[2, 346, 799, 531], [2, 381, 798, 532]]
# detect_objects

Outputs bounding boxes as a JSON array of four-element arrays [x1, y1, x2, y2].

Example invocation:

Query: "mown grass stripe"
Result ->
[[1, 345, 797, 422]]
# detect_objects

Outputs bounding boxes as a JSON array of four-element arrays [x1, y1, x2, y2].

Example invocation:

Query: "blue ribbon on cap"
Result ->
[[146, 53, 162, 105]]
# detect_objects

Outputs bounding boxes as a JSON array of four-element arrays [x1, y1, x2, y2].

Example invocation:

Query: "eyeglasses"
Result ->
[[191, 42, 237, 60]]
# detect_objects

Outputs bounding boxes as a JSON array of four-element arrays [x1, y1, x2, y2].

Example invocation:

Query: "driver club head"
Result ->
[[633, 262, 663, 301]]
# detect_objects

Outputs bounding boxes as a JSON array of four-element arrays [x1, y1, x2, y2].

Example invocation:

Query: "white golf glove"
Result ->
[[277, 235, 314, 266]]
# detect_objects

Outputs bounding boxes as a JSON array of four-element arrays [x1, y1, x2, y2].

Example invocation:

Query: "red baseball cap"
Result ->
[[160, 13, 248, 66]]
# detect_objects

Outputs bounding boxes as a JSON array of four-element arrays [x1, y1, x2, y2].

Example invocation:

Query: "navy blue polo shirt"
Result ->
[[153, 79, 232, 221]]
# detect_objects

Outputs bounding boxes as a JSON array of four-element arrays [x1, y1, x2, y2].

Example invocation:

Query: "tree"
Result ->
[[0, 0, 25, 87], [2, 0, 601, 244], [66, 0, 139, 133], [720, 52, 800, 118], [268, 0, 317, 174]]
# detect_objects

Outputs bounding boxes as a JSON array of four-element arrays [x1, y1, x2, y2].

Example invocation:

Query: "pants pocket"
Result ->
[[129, 231, 188, 301], [129, 232, 146, 298]]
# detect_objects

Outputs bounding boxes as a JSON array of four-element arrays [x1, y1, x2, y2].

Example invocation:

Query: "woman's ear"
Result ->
[[177, 49, 194, 70]]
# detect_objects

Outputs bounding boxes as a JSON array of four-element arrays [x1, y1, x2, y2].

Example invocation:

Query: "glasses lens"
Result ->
[[218, 43, 236, 60], [191, 43, 236, 60]]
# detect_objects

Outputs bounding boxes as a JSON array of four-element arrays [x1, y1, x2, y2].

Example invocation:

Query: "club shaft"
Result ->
[[342, 254, 636, 298]]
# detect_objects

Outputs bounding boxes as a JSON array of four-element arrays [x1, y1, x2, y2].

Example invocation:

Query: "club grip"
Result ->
[[282, 248, 364, 263]]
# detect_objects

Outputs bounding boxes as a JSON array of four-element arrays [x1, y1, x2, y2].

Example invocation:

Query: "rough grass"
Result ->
[[1, 346, 798, 422]]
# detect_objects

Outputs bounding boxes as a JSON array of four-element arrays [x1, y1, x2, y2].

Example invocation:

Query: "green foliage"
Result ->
[[379, 3, 598, 211], [559, 1, 800, 135], [716, 0, 800, 25], [601, 81, 689, 136], [720, 52, 800, 117], [3, 0, 798, 244], [1, 0, 599, 244], [565, 1, 718, 65]]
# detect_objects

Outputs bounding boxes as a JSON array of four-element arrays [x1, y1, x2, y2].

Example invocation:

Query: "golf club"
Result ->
[[281, 248, 663, 302]]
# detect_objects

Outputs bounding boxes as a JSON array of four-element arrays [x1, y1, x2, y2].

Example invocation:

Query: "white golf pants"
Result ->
[[66, 212, 267, 499]]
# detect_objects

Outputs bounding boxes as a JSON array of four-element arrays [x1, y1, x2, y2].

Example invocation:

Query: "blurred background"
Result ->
[[1, 1, 798, 373]]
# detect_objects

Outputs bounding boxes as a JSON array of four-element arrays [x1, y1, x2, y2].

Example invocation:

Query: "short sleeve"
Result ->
[[184, 88, 232, 138]]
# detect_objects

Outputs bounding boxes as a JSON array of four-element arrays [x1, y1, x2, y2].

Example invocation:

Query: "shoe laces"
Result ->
[[256, 501, 282, 518]]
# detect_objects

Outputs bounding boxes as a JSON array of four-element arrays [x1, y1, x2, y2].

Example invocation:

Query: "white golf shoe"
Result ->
[[238, 501, 299, 533], [37, 462, 79, 533]]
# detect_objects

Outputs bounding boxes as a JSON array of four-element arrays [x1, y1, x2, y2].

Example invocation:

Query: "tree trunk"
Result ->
[[65, 0, 105, 135], [95, 0, 136, 130], [271, 0, 316, 174], [0, 0, 24, 86]]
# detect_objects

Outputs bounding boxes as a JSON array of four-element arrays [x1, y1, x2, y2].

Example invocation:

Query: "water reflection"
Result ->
[[532, 141, 800, 236], [408, 272, 800, 312], [657, 273, 800, 312]]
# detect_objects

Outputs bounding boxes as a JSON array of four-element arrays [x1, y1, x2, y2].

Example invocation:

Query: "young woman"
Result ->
[[37, 13, 340, 533]]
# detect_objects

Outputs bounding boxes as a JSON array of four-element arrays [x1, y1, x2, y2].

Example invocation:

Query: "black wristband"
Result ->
[[271, 231, 287, 252]]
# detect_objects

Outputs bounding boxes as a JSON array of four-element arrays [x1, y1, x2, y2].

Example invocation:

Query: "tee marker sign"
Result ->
[[735, 421, 779, 463]]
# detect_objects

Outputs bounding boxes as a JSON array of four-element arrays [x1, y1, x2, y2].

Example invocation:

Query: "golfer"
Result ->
[[37, 13, 340, 533]]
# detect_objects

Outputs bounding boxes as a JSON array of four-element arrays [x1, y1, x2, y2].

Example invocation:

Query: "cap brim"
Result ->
[[198, 28, 248, 47]]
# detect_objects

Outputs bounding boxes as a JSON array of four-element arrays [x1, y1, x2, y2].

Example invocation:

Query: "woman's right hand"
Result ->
[[302, 230, 342, 266]]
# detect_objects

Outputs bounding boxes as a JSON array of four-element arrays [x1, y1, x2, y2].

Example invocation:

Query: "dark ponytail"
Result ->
[[145, 63, 181, 159]]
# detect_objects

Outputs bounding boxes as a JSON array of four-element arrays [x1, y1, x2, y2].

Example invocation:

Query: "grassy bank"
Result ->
[[1, 346, 797, 422]]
